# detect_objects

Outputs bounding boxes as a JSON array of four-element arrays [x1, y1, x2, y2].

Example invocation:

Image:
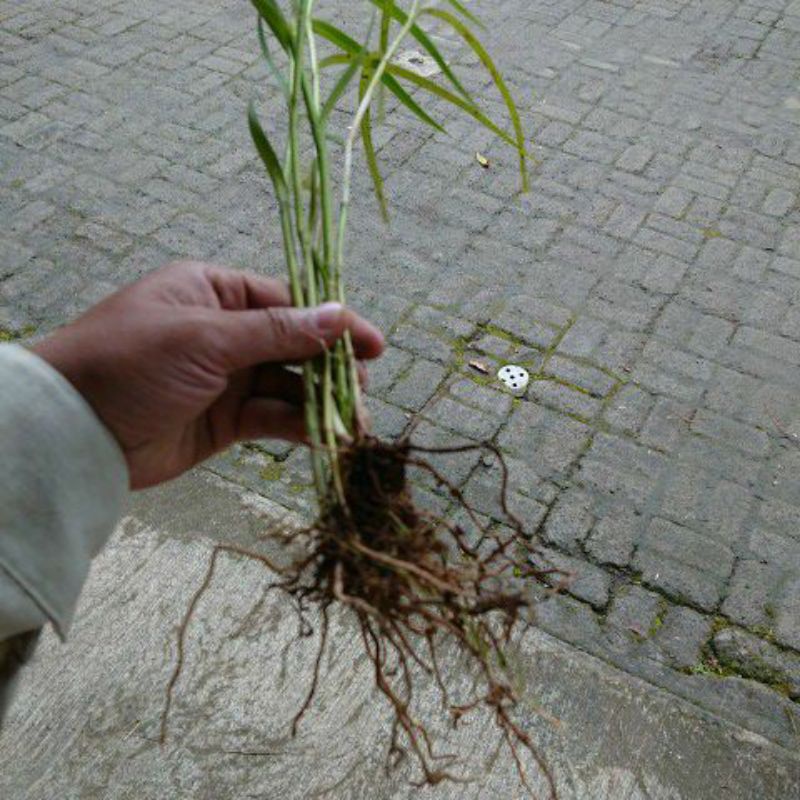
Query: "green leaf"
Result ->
[[312, 18, 363, 56], [423, 8, 529, 191], [379, 0, 392, 53], [379, 68, 446, 133], [257, 17, 289, 99], [359, 77, 389, 222], [247, 102, 288, 203], [250, 0, 293, 51], [386, 63, 521, 152], [321, 32, 372, 121], [365, 0, 473, 104], [312, 21, 446, 134], [443, 0, 483, 28]]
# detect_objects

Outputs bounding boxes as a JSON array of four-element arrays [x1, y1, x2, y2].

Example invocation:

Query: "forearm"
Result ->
[[0, 344, 128, 642]]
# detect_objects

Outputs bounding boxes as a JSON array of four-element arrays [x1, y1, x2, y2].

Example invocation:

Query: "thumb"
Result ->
[[211, 302, 348, 371]]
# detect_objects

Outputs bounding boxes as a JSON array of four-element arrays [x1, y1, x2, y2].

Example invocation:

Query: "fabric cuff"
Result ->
[[0, 344, 128, 638]]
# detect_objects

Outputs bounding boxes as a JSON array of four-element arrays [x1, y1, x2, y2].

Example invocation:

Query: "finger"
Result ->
[[236, 397, 307, 443], [252, 365, 305, 403], [212, 302, 384, 373], [356, 360, 368, 389], [205, 265, 292, 311], [347, 314, 385, 360]]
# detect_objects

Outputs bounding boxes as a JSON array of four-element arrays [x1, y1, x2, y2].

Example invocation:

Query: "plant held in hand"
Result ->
[[163, 1, 557, 794]]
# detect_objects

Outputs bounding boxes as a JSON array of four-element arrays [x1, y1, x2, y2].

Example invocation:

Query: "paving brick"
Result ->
[[762, 187, 796, 217], [713, 627, 800, 697], [654, 605, 712, 669], [578, 433, 667, 507], [603, 384, 653, 435], [654, 185, 692, 217], [542, 488, 593, 550], [499, 402, 592, 480], [585, 506, 642, 567], [385, 356, 447, 412], [606, 585, 663, 638], [532, 548, 612, 610], [634, 517, 735, 611], [775, 577, 800, 651]]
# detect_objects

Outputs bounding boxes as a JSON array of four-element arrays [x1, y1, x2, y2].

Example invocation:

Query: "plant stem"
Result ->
[[332, 0, 422, 435]]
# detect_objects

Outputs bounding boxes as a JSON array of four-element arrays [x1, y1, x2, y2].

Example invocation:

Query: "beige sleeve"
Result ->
[[0, 344, 128, 642]]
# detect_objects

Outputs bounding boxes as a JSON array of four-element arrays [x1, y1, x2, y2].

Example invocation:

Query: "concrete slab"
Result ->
[[1, 472, 797, 799]]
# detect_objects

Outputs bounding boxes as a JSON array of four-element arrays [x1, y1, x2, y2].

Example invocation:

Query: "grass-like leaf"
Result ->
[[443, 0, 483, 28], [312, 18, 363, 56], [386, 63, 519, 150], [248, 102, 288, 202], [321, 25, 373, 121], [379, 68, 445, 132], [365, 0, 473, 104], [424, 7, 529, 191], [313, 21, 445, 133], [359, 75, 389, 221], [257, 17, 290, 99], [250, 0, 293, 51]]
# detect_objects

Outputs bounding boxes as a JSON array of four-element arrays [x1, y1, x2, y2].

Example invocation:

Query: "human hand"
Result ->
[[31, 261, 384, 490]]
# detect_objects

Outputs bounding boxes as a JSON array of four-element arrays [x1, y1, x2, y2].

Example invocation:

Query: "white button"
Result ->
[[497, 365, 530, 392]]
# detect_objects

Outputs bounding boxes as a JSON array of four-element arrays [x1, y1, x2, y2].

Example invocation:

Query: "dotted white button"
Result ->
[[497, 365, 529, 393]]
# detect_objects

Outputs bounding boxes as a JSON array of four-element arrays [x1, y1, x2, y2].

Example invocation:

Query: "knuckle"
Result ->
[[263, 306, 296, 341]]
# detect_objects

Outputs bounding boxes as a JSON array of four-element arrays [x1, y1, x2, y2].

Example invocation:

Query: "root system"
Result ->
[[160, 437, 562, 797]]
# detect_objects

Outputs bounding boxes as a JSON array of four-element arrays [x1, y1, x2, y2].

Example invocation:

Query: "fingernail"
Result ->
[[311, 302, 344, 337]]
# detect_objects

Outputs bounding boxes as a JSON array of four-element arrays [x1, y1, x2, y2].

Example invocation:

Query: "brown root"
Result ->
[[160, 436, 560, 798]]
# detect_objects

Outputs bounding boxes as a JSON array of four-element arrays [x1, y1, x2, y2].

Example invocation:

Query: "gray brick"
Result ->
[[543, 489, 593, 550], [423, 395, 503, 441], [364, 346, 413, 396], [713, 627, 800, 698], [654, 186, 692, 217], [585, 507, 641, 567], [604, 384, 653, 434], [387, 359, 446, 412], [616, 144, 653, 173], [640, 396, 692, 452], [655, 606, 712, 669], [604, 203, 646, 239], [544, 354, 617, 397], [528, 378, 602, 420], [579, 433, 667, 507], [606, 585, 663, 638], [762, 188, 796, 217], [690, 409, 770, 457], [776, 577, 800, 651], [634, 517, 735, 610], [499, 402, 592, 479], [634, 227, 699, 261], [531, 548, 611, 609]]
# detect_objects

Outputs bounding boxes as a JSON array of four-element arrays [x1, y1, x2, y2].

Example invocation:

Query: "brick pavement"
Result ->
[[2, 0, 800, 748]]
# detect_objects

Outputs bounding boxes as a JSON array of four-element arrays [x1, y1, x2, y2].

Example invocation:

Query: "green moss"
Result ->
[[482, 323, 526, 346], [466, 371, 494, 387], [689, 661, 732, 678], [648, 614, 664, 637], [701, 228, 722, 239], [710, 615, 730, 635], [0, 325, 37, 342], [260, 460, 284, 481], [450, 336, 467, 368], [750, 624, 777, 643]]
